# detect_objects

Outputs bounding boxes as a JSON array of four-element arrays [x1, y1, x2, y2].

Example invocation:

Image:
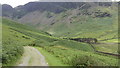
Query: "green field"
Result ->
[[93, 43, 118, 54]]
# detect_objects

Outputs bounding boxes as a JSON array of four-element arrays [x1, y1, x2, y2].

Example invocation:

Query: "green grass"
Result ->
[[36, 45, 118, 66], [2, 24, 34, 65], [100, 39, 118, 43], [36, 47, 68, 66], [93, 43, 118, 54], [2, 18, 50, 36]]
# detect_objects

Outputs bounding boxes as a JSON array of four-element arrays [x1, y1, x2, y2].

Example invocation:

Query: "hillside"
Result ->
[[16, 2, 118, 42], [2, 18, 92, 65], [1, 2, 119, 67], [2, 2, 114, 18], [2, 2, 118, 42], [2, 18, 118, 66]]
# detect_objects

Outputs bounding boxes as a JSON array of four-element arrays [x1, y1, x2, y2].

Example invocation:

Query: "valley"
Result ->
[[1, 2, 119, 67], [1, 18, 119, 67]]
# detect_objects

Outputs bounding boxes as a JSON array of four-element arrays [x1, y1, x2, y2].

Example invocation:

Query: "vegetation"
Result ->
[[1, 2, 119, 67], [36, 47, 68, 66], [2, 19, 34, 65], [2, 18, 118, 66], [13, 3, 118, 43], [92, 43, 118, 54], [2, 18, 52, 65], [36, 45, 118, 66]]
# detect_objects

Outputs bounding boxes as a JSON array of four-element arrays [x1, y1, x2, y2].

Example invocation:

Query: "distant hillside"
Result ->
[[2, 4, 15, 18], [2, 2, 114, 19], [2, 2, 119, 42]]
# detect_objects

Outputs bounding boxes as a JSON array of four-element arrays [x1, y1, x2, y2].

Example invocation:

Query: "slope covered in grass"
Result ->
[[18, 5, 118, 43], [2, 18, 94, 66], [2, 18, 52, 65], [2, 19, 35, 65], [17, 4, 119, 55], [39, 46, 118, 66], [2, 18, 118, 66]]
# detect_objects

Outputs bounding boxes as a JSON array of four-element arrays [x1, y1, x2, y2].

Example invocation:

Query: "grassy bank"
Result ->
[[36, 46, 118, 66], [36, 47, 68, 66]]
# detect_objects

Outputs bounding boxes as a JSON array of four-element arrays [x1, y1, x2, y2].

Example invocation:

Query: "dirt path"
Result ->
[[17, 46, 48, 66]]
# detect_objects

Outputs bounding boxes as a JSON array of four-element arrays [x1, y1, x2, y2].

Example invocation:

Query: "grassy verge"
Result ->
[[36, 45, 118, 66], [36, 47, 68, 66]]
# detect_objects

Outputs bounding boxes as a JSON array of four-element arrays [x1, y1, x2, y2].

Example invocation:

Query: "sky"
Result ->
[[0, 0, 120, 8]]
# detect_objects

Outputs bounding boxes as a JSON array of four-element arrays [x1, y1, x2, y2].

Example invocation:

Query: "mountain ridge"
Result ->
[[2, 2, 118, 40], [2, 2, 115, 19]]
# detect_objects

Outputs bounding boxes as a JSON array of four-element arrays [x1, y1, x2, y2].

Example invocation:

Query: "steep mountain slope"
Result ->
[[2, 2, 114, 19], [2, 2, 118, 40], [17, 2, 118, 42]]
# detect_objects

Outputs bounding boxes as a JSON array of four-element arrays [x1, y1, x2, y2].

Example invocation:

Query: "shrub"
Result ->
[[67, 55, 103, 66]]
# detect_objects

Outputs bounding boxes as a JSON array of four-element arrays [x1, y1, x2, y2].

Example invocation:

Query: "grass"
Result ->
[[36, 45, 118, 66], [2, 25, 32, 65], [36, 47, 68, 66], [100, 39, 119, 43], [92, 43, 118, 54]]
